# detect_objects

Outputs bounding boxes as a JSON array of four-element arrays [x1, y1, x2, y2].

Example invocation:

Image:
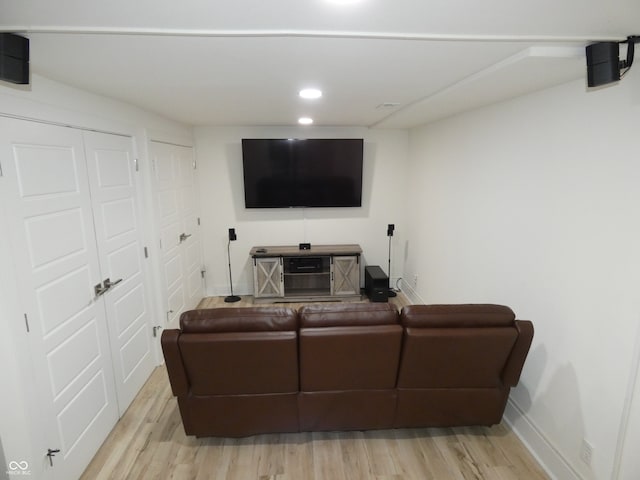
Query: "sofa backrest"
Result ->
[[175, 307, 299, 396], [397, 304, 533, 389], [298, 303, 402, 391]]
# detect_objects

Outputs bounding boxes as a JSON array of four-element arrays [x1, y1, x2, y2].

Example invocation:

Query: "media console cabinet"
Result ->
[[250, 244, 362, 303]]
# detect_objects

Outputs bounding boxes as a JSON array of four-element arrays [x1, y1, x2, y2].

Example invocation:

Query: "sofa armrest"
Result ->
[[161, 329, 189, 396], [501, 320, 534, 387]]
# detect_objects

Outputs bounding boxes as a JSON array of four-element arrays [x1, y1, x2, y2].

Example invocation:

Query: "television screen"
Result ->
[[242, 138, 363, 208]]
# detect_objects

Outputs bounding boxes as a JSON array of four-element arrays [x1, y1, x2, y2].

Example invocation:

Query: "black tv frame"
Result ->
[[241, 138, 364, 209]]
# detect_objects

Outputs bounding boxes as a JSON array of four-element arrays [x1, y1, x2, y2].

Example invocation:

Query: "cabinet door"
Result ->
[[332, 255, 360, 296], [254, 257, 284, 298]]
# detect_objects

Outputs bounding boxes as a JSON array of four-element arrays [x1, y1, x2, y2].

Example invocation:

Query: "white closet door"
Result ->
[[175, 144, 203, 310], [0, 118, 119, 480], [83, 131, 155, 412], [151, 141, 203, 328]]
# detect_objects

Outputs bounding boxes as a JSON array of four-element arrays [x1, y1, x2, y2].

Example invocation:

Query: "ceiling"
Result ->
[[1, 0, 638, 128]]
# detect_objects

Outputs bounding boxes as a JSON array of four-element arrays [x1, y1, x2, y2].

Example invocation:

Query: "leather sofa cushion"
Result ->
[[180, 331, 299, 395], [397, 327, 518, 388], [299, 390, 396, 431], [299, 302, 398, 328], [178, 393, 299, 437], [300, 324, 403, 390], [180, 307, 298, 333], [401, 304, 515, 328], [394, 387, 509, 427]]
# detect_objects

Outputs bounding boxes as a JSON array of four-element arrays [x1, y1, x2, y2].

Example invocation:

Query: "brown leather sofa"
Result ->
[[161, 303, 533, 437]]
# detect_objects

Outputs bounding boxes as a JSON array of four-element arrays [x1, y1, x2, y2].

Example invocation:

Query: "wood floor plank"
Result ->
[[338, 431, 373, 480], [80, 294, 548, 480]]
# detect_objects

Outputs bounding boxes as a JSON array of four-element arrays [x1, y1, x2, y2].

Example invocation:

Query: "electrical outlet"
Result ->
[[580, 439, 594, 466]]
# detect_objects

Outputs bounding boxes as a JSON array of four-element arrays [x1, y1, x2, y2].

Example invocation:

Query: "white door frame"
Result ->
[[149, 140, 204, 331], [613, 317, 640, 479]]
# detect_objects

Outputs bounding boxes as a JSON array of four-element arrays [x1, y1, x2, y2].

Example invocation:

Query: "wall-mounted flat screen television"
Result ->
[[242, 138, 364, 208]]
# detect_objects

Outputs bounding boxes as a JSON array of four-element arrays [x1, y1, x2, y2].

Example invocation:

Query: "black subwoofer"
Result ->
[[365, 265, 388, 303]]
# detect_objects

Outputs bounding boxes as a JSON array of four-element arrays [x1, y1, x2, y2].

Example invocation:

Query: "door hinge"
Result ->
[[197, 217, 201, 226], [144, 246, 148, 258], [0, 160, 3, 177], [24, 314, 30, 333], [152, 325, 163, 337], [134, 158, 139, 172]]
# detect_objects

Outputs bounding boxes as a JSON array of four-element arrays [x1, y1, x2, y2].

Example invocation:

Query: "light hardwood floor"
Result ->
[[81, 294, 549, 480]]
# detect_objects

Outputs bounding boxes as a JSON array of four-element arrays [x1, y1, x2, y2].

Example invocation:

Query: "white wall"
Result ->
[[0, 75, 192, 478], [4, 65, 637, 480], [194, 126, 409, 296], [405, 70, 640, 480]]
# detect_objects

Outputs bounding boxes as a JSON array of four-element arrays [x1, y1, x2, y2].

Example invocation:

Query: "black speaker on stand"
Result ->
[[225, 228, 241, 303], [387, 224, 397, 298]]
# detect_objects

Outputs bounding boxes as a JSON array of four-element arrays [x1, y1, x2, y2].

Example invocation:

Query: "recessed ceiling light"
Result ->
[[299, 88, 323, 99], [298, 117, 313, 125]]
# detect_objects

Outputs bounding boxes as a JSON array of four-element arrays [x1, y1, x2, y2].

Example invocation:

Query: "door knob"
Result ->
[[104, 278, 123, 289], [94, 283, 109, 298], [179, 233, 192, 243], [94, 278, 123, 299]]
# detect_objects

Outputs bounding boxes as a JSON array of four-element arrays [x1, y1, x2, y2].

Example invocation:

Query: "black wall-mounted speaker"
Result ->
[[0, 33, 29, 85], [586, 42, 620, 87], [228, 228, 237, 241]]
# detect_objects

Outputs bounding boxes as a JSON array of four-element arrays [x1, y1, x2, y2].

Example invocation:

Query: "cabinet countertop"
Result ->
[[250, 244, 362, 257]]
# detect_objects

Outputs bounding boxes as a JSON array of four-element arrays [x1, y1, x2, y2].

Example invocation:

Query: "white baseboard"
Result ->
[[504, 399, 582, 480], [396, 278, 425, 304]]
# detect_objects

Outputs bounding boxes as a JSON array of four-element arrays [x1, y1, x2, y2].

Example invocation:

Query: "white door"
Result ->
[[83, 131, 155, 411], [0, 118, 119, 480], [150, 141, 203, 328], [175, 144, 203, 310]]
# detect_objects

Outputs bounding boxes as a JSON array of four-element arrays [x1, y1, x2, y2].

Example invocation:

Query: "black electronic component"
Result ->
[[365, 265, 389, 303], [0, 33, 30, 85]]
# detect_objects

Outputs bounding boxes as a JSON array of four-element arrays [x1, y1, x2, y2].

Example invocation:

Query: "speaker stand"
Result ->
[[225, 239, 241, 303], [387, 234, 397, 297]]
